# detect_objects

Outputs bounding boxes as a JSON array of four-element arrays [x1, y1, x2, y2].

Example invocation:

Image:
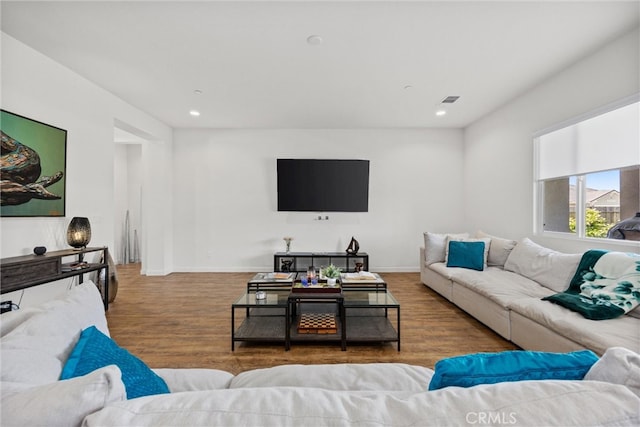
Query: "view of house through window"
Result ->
[[536, 98, 640, 241], [542, 167, 639, 238]]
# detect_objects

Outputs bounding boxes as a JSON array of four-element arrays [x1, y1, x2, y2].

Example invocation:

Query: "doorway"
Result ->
[[114, 127, 144, 266]]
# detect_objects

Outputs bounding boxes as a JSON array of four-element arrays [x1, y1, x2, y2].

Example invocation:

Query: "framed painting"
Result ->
[[1, 110, 67, 217]]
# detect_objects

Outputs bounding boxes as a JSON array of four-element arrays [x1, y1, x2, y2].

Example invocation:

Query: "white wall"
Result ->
[[463, 27, 640, 254], [0, 33, 173, 305], [172, 128, 464, 272]]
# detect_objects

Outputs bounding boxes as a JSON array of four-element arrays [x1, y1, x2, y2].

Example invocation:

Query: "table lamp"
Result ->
[[67, 217, 91, 249]]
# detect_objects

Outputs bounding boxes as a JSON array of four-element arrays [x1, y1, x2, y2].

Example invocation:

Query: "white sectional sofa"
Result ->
[[420, 232, 640, 355], [2, 281, 640, 426]]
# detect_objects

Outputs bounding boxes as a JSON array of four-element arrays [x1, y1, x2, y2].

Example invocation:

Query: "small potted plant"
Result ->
[[321, 264, 342, 287]]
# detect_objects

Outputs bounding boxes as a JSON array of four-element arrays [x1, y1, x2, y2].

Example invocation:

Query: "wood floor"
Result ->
[[106, 264, 517, 375]]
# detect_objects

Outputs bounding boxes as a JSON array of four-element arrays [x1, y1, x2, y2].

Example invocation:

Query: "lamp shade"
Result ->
[[67, 217, 91, 249]]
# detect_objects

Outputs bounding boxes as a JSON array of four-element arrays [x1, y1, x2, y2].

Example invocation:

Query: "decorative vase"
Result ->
[[327, 278, 337, 287], [97, 251, 119, 303], [283, 237, 293, 253]]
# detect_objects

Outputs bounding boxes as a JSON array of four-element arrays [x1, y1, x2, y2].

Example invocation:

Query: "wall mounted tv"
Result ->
[[277, 159, 370, 212]]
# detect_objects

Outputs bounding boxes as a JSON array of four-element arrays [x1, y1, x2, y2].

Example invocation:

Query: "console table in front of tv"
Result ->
[[274, 252, 369, 273]]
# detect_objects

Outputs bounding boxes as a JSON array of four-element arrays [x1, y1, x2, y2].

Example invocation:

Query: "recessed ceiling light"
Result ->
[[307, 35, 323, 45], [403, 85, 413, 90], [189, 110, 200, 117], [435, 108, 447, 117], [194, 89, 203, 95]]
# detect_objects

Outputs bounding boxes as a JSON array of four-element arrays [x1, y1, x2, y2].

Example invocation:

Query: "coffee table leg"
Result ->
[[285, 300, 291, 351], [340, 300, 346, 351], [397, 306, 401, 352], [231, 306, 235, 351]]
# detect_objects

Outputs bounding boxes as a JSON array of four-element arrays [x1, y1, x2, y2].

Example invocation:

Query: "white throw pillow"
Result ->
[[475, 231, 517, 268], [584, 347, 640, 398], [503, 238, 582, 293], [1, 365, 126, 427], [444, 237, 491, 270], [423, 232, 469, 265], [1, 281, 108, 386]]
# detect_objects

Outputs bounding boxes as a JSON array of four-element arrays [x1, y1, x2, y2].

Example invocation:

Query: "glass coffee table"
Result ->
[[231, 285, 400, 351]]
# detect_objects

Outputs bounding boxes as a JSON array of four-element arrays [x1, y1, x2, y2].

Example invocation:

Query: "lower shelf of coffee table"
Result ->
[[233, 308, 398, 346], [234, 315, 287, 342]]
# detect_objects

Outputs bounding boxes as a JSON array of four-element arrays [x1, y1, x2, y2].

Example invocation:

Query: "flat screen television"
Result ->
[[277, 159, 369, 212]]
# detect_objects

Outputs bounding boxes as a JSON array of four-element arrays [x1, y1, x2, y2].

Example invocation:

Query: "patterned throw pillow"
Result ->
[[60, 326, 169, 399]]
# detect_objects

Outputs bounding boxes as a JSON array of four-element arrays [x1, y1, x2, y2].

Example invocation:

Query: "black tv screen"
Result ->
[[277, 159, 369, 212]]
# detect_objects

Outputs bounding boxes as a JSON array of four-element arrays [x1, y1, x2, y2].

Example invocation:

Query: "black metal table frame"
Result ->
[[231, 281, 399, 352]]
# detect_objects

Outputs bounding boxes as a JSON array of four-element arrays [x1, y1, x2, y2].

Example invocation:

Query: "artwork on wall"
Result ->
[[1, 110, 67, 217]]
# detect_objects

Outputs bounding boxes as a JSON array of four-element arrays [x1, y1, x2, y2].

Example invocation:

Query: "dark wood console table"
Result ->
[[0, 247, 110, 310]]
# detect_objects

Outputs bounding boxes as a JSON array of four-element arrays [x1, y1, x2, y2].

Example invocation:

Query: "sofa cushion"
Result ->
[[431, 264, 554, 308], [476, 231, 517, 268], [230, 363, 433, 391], [153, 368, 234, 392], [1, 282, 108, 387], [423, 232, 468, 265], [428, 350, 598, 391], [509, 297, 640, 355], [585, 347, 640, 398], [1, 365, 126, 427], [446, 240, 486, 271], [504, 238, 582, 292], [60, 326, 169, 399]]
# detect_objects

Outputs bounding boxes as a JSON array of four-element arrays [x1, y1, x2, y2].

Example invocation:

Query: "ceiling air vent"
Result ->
[[441, 96, 460, 104]]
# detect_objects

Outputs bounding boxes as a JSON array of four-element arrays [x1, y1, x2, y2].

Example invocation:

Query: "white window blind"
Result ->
[[538, 102, 639, 180]]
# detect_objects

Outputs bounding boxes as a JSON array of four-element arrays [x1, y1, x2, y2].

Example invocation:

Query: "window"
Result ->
[[534, 96, 640, 241]]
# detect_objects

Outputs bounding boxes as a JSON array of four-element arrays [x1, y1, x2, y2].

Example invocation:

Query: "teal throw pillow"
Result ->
[[446, 240, 485, 271], [60, 326, 169, 399], [428, 350, 599, 390]]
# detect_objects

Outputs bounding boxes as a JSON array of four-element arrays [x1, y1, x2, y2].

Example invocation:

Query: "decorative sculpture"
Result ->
[[281, 259, 293, 272], [346, 236, 359, 254]]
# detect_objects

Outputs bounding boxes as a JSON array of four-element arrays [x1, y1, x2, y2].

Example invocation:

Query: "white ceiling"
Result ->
[[2, 1, 638, 129]]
